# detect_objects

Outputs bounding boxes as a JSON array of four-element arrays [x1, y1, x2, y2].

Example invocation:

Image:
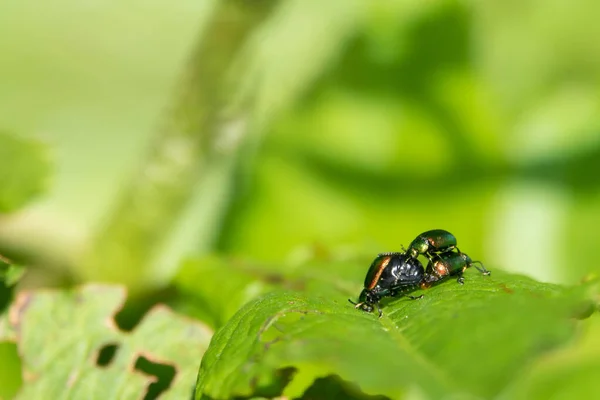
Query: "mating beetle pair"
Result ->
[[350, 229, 490, 317]]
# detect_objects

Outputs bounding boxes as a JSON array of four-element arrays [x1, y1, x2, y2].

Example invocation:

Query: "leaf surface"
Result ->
[[0, 132, 51, 213], [4, 284, 212, 399], [502, 314, 600, 399], [195, 268, 591, 399]]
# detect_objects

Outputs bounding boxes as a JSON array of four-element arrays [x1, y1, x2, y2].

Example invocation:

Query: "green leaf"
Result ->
[[4, 284, 212, 399], [0, 342, 22, 400], [0, 307, 16, 342], [195, 269, 591, 399], [173, 256, 279, 329], [172, 253, 369, 329], [0, 132, 51, 213], [503, 314, 600, 399], [0, 254, 26, 288], [0, 254, 10, 276], [230, 0, 368, 127]]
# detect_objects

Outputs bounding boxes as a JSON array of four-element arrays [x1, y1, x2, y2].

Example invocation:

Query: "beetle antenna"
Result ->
[[472, 261, 491, 276], [349, 299, 366, 309]]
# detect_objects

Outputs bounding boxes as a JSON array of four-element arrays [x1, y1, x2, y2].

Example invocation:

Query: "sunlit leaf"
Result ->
[[0, 255, 26, 287], [0, 342, 22, 400], [0, 132, 51, 213], [229, 0, 368, 126], [173, 256, 279, 329], [196, 269, 590, 399], [4, 285, 212, 399], [503, 314, 600, 399]]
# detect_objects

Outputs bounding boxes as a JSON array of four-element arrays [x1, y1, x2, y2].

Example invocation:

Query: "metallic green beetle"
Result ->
[[423, 251, 490, 286], [406, 229, 460, 261]]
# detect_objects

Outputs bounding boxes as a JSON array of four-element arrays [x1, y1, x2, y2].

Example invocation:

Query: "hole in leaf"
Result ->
[[96, 343, 119, 367], [134, 355, 176, 400], [113, 287, 176, 332], [250, 366, 296, 398], [298, 375, 391, 400]]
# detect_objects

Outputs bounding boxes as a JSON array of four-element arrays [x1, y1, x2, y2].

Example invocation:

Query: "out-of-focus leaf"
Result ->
[[230, 0, 368, 127], [509, 85, 600, 165], [502, 314, 600, 399], [4, 284, 212, 399], [0, 255, 25, 287], [0, 309, 15, 342], [173, 252, 374, 330], [474, 0, 600, 111], [220, 148, 496, 261], [0, 255, 9, 276], [173, 256, 280, 329], [473, 0, 600, 164], [0, 342, 22, 399], [272, 90, 454, 177], [2, 265, 25, 287], [566, 194, 600, 281], [0, 132, 51, 213], [196, 269, 591, 399]]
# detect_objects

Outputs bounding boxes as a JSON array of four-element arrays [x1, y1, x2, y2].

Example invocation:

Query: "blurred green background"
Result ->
[[1, 0, 600, 292]]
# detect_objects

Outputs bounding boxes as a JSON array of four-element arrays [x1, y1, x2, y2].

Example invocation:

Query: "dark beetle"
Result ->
[[406, 229, 460, 261], [349, 252, 424, 317], [423, 251, 490, 286]]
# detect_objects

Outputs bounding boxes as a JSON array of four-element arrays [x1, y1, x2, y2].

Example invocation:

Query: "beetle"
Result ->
[[349, 252, 424, 317], [405, 229, 460, 261], [422, 251, 490, 286]]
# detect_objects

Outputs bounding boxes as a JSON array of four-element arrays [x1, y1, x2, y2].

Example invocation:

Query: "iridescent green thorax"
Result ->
[[407, 229, 458, 259]]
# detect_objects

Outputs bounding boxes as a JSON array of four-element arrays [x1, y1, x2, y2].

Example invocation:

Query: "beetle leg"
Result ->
[[377, 304, 383, 318], [425, 253, 435, 264], [457, 273, 465, 285], [472, 261, 491, 276], [408, 295, 424, 300]]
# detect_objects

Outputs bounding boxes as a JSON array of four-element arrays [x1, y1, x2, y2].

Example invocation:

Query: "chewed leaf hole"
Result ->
[[134, 355, 176, 400], [96, 343, 119, 367], [300, 375, 392, 400], [113, 288, 175, 332]]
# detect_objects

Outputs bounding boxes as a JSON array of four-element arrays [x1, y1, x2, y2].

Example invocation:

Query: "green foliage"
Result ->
[[1, 0, 600, 399], [195, 265, 594, 399], [0, 285, 212, 399], [0, 132, 50, 213], [0, 342, 22, 399], [173, 256, 279, 329], [0, 258, 25, 288], [504, 315, 600, 399], [0, 255, 10, 278]]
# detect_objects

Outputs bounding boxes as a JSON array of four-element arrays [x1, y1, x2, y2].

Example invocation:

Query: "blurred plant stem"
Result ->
[[81, 0, 278, 290]]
